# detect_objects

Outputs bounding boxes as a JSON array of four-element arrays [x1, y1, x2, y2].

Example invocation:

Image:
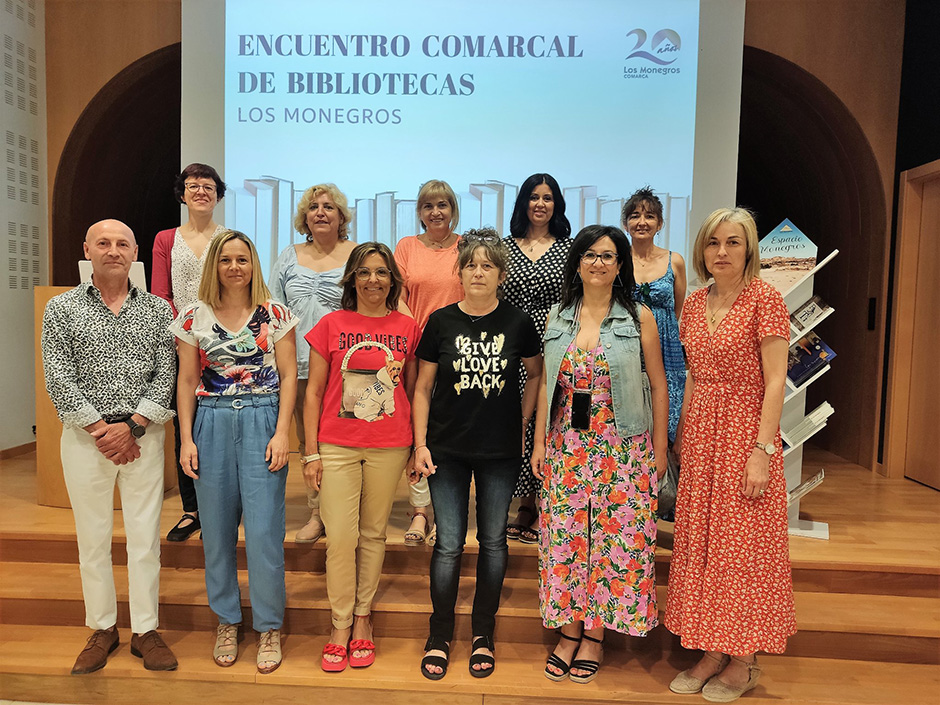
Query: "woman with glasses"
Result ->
[[502, 173, 572, 544], [302, 242, 422, 672], [413, 229, 542, 680], [531, 225, 668, 684], [173, 230, 297, 674], [152, 163, 227, 543], [393, 179, 464, 546], [270, 183, 356, 545]]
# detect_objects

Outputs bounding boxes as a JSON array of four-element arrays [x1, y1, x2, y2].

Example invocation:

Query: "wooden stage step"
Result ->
[[2, 531, 937, 598], [2, 562, 937, 664], [1, 625, 938, 705], [2, 446, 940, 703]]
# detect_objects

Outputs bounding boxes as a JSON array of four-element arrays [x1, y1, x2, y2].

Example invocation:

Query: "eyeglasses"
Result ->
[[581, 251, 618, 265], [459, 233, 501, 247], [185, 183, 217, 194], [355, 267, 391, 281]]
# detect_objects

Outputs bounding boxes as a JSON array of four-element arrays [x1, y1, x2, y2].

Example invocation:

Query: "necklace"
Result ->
[[707, 282, 743, 326], [460, 301, 497, 322], [523, 232, 552, 253], [633, 246, 661, 269], [424, 232, 452, 249]]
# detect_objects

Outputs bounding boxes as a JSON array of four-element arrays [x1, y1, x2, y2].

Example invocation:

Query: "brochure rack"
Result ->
[[780, 249, 838, 539]]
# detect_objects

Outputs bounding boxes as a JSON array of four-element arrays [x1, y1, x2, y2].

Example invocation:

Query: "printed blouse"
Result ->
[[170, 300, 298, 397]]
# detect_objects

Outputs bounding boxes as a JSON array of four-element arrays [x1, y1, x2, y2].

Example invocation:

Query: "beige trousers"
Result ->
[[319, 443, 410, 628], [61, 424, 166, 634], [297, 378, 429, 509]]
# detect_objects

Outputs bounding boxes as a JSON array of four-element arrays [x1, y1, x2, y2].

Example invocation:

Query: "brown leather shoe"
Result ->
[[71, 625, 119, 675], [130, 630, 178, 671]]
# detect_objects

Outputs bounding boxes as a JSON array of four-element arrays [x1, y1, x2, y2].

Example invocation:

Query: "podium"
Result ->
[[33, 286, 178, 508]]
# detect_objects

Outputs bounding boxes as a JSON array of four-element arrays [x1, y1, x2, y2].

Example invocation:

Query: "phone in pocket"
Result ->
[[571, 391, 591, 430]]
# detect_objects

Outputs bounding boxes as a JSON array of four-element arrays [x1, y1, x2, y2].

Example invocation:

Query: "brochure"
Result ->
[[787, 331, 836, 388]]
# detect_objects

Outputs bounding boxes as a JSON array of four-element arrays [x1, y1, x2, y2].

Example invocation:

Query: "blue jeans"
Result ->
[[193, 394, 287, 632], [427, 453, 520, 641]]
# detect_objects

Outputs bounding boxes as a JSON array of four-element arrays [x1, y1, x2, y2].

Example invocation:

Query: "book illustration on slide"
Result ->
[[787, 331, 836, 388], [759, 218, 818, 295]]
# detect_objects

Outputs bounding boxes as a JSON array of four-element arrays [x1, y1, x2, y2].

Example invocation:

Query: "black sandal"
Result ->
[[420, 635, 450, 681], [468, 635, 495, 678], [518, 523, 539, 544], [569, 633, 604, 684], [544, 628, 582, 681], [507, 505, 536, 542], [167, 513, 200, 542]]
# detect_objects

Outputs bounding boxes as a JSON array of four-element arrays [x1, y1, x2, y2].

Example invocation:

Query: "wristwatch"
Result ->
[[123, 417, 146, 439], [754, 440, 777, 456]]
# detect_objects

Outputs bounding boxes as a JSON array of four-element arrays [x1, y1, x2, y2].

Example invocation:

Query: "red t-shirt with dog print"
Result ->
[[306, 309, 420, 448]]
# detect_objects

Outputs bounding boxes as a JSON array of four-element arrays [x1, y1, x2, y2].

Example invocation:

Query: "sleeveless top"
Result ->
[[634, 252, 685, 441]]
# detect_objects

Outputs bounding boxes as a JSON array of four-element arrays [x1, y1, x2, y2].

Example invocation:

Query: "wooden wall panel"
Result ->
[[45, 0, 181, 258], [886, 160, 940, 483], [744, 1, 906, 469]]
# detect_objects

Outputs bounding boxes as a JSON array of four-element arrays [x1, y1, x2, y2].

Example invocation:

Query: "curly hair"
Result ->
[[293, 183, 352, 241]]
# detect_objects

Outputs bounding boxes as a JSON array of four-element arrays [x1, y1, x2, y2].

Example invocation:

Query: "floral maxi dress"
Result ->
[[664, 278, 797, 654], [538, 342, 658, 635]]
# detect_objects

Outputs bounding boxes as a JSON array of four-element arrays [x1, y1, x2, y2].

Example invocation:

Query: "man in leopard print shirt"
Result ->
[[41, 219, 178, 675]]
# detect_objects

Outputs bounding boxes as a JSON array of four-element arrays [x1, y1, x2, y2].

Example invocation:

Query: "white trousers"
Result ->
[[61, 424, 165, 634]]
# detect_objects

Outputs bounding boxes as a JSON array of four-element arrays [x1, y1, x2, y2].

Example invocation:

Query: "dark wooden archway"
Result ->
[[737, 46, 887, 468], [51, 44, 181, 286]]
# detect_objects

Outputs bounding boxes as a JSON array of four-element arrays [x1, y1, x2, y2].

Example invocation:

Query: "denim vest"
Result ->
[[543, 301, 651, 439]]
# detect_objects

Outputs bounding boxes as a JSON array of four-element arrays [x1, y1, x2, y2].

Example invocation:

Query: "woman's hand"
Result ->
[[180, 440, 199, 479], [265, 431, 290, 472], [405, 451, 422, 485], [303, 457, 323, 491], [530, 440, 547, 480], [413, 446, 436, 478], [653, 454, 666, 480], [741, 449, 771, 498]]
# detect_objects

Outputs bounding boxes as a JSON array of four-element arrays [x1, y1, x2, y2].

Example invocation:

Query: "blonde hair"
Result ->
[[691, 207, 762, 282], [198, 230, 271, 307], [416, 179, 459, 233], [293, 183, 352, 241]]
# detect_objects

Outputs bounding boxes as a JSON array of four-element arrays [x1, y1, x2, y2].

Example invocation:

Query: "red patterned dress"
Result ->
[[664, 278, 797, 654]]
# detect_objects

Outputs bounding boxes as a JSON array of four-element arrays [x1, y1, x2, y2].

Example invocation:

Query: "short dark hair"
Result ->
[[174, 163, 227, 203], [559, 225, 638, 321], [340, 242, 404, 312], [621, 186, 663, 227], [509, 173, 571, 240]]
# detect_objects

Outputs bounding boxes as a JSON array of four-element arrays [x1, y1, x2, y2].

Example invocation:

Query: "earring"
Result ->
[[575, 271, 583, 283], [614, 274, 624, 288]]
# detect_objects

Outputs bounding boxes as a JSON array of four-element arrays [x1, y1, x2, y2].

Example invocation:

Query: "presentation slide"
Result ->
[[220, 0, 703, 271]]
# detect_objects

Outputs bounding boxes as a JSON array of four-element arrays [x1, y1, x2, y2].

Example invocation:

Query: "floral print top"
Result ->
[[170, 300, 298, 396]]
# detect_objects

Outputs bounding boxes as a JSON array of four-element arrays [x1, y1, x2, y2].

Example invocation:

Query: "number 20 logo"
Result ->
[[625, 29, 681, 65]]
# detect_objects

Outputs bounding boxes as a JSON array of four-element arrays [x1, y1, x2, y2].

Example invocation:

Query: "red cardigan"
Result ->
[[151, 228, 177, 315]]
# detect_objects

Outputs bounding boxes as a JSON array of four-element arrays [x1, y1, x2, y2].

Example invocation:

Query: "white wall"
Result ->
[[1, 0, 48, 451]]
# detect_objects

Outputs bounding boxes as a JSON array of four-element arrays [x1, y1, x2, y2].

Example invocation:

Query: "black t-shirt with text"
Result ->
[[416, 301, 541, 459]]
